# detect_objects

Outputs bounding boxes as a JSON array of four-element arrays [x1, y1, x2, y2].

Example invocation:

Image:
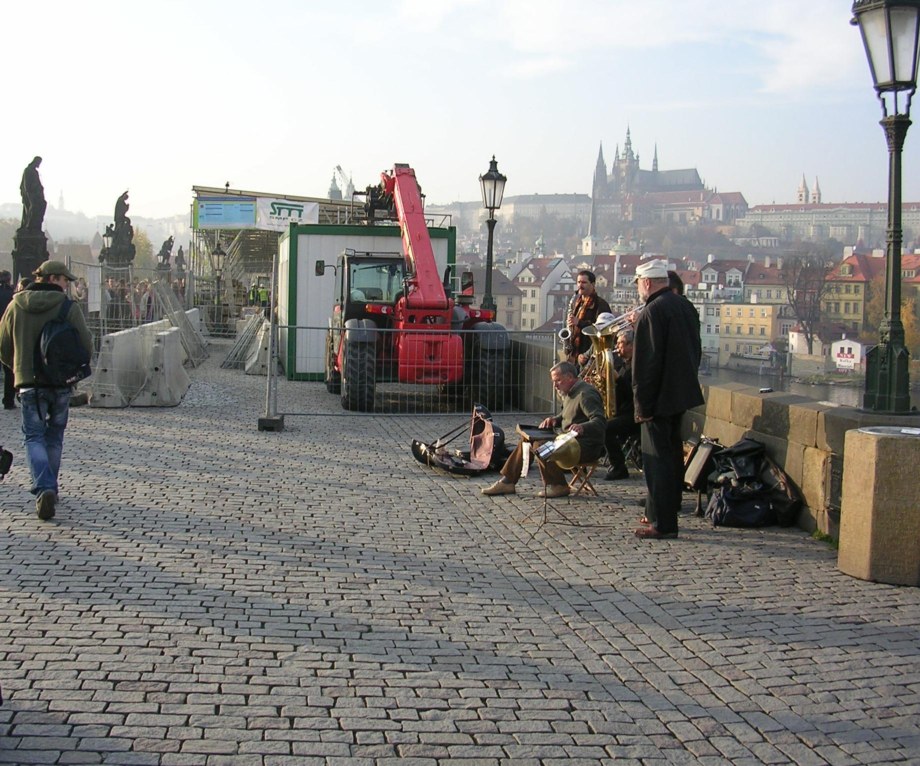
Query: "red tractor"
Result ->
[[318, 164, 509, 411]]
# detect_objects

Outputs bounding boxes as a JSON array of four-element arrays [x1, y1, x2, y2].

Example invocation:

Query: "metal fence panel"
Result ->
[[268, 325, 560, 416]]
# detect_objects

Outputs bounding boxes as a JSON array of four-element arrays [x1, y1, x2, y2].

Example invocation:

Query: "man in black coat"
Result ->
[[0, 271, 15, 409], [631, 260, 703, 539]]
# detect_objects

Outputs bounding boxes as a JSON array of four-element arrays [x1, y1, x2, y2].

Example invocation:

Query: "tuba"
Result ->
[[579, 305, 641, 419], [581, 324, 618, 419]]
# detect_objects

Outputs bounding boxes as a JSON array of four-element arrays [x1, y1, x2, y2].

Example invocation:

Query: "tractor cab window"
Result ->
[[350, 261, 405, 303]]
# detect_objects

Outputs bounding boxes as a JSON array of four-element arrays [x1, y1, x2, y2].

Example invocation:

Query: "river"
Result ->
[[704, 367, 898, 410]]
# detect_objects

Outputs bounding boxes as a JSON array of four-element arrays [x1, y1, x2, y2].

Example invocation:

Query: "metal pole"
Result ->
[[482, 215, 497, 314], [863, 113, 912, 412], [264, 247, 279, 417]]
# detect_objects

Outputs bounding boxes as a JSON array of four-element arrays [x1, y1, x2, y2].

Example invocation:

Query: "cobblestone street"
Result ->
[[1, 342, 918, 765]]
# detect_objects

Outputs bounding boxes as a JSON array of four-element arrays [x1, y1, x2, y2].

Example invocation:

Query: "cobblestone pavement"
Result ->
[[1, 341, 919, 765]]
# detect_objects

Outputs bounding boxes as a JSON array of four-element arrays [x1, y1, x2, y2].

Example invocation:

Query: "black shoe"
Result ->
[[3, 403, 15, 410], [635, 526, 678, 540], [36, 490, 56, 521], [604, 466, 629, 481]]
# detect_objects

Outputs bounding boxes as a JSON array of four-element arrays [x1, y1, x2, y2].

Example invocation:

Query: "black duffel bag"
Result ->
[[706, 483, 777, 528]]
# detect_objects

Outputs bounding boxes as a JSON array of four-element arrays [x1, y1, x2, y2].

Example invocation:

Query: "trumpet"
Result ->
[[584, 304, 643, 339]]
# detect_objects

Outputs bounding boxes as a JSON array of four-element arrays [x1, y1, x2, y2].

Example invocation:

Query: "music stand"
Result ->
[[516, 429, 580, 538]]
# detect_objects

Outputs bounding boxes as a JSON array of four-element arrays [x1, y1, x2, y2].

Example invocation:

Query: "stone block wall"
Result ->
[[685, 383, 916, 537]]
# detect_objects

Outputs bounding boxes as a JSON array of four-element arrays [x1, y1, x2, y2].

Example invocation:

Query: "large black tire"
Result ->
[[325, 331, 341, 394], [341, 340, 376, 412], [473, 348, 508, 411]]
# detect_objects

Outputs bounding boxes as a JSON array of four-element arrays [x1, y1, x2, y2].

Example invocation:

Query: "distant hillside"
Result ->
[[0, 203, 190, 252]]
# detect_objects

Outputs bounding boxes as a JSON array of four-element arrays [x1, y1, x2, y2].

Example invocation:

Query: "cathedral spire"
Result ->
[[652, 144, 658, 172]]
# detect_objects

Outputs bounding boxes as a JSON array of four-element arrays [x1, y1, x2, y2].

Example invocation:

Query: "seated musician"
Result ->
[[604, 329, 641, 480], [481, 361, 606, 498]]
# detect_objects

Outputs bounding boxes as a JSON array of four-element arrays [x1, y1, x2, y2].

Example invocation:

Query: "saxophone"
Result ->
[[558, 291, 578, 357]]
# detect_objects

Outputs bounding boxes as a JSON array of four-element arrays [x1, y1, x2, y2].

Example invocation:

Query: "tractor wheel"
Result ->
[[473, 348, 508, 411], [325, 331, 341, 394], [341, 340, 376, 412]]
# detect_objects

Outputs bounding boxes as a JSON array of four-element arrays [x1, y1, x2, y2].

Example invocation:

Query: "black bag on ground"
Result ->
[[759, 455, 803, 527], [706, 483, 776, 527], [34, 298, 91, 386], [705, 436, 803, 529]]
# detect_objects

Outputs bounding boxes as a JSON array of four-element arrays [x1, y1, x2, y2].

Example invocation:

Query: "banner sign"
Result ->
[[194, 197, 257, 229], [256, 198, 319, 231]]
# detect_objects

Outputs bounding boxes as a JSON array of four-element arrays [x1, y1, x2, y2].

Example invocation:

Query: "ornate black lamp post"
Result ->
[[100, 228, 113, 262], [478, 156, 507, 315], [210, 241, 226, 333], [853, 0, 920, 412]]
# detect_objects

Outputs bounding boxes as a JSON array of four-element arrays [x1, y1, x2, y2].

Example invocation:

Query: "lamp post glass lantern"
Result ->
[[211, 241, 226, 333], [853, 0, 920, 412], [478, 156, 506, 315]]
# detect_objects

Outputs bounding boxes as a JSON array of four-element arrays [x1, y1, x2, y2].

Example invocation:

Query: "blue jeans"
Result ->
[[20, 387, 72, 496]]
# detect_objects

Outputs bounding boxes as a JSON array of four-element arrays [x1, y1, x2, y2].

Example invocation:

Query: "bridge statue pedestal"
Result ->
[[11, 229, 49, 282]]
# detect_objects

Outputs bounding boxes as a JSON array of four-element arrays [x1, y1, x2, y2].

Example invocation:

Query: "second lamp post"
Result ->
[[479, 156, 507, 315]]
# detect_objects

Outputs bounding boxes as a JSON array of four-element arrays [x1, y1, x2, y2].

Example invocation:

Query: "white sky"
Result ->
[[0, 0, 912, 219]]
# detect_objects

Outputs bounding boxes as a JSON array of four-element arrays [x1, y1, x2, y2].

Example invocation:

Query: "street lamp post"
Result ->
[[853, 0, 920, 412], [478, 156, 507, 316], [211, 241, 226, 334]]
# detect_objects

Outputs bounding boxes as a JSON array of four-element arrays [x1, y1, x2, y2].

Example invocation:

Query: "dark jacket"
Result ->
[[571, 294, 612, 357], [0, 283, 13, 317], [631, 287, 704, 419], [0, 283, 93, 388], [613, 360, 634, 418]]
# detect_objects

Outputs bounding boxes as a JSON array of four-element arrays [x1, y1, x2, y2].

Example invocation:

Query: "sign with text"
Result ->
[[256, 198, 319, 231], [194, 197, 257, 229]]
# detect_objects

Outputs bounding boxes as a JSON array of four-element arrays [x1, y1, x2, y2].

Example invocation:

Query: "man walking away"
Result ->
[[631, 260, 703, 539], [0, 261, 93, 520], [0, 271, 15, 410]]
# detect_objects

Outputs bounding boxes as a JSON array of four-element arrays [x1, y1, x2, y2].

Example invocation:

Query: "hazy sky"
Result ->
[[1, 0, 913, 220]]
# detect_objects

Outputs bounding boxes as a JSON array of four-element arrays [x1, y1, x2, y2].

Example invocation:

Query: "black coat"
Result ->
[[632, 287, 704, 419], [0, 283, 13, 317]]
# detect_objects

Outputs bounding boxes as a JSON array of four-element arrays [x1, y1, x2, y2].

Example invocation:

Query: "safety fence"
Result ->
[[264, 325, 563, 417]]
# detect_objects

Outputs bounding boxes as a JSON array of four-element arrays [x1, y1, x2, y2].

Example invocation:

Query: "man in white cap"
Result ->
[[631, 259, 703, 539], [0, 260, 93, 521]]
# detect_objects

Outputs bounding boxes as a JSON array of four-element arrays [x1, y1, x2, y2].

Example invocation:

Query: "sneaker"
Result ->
[[36, 490, 56, 521], [538, 484, 570, 498], [481, 479, 516, 496], [604, 466, 629, 481]]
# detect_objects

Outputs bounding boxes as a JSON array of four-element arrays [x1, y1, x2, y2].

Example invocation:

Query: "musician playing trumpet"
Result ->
[[563, 270, 611, 367]]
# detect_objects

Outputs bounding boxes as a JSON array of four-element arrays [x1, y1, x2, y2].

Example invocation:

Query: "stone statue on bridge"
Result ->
[[12, 156, 50, 281]]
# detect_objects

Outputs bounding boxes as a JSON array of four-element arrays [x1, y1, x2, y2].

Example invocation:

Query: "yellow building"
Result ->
[[823, 250, 886, 334], [718, 303, 793, 367]]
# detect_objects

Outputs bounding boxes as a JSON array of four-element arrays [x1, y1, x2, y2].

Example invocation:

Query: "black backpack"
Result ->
[[34, 298, 92, 387]]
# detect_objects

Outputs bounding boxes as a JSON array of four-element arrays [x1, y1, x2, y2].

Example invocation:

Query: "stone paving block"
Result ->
[[0, 340, 918, 765]]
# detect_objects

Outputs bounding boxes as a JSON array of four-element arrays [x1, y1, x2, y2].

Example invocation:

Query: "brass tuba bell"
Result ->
[[536, 431, 582, 470]]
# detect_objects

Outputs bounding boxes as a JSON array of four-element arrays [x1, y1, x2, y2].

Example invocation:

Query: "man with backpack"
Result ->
[[0, 261, 93, 521]]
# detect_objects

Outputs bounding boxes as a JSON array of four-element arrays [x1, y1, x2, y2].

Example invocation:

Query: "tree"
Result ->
[[863, 272, 886, 340], [781, 248, 835, 355], [902, 297, 920, 356], [864, 278, 920, 354], [131, 228, 155, 272]]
